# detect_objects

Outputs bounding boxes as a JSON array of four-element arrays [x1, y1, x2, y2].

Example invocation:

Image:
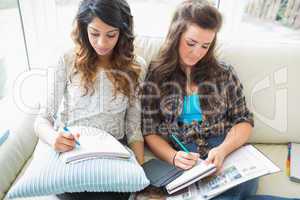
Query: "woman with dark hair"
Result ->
[[141, 0, 257, 199], [34, 0, 145, 199]]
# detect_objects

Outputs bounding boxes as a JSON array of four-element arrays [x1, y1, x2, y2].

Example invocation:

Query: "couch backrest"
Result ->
[[134, 36, 300, 144]]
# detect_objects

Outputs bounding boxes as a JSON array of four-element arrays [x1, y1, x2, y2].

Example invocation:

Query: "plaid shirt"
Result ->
[[141, 63, 254, 158]]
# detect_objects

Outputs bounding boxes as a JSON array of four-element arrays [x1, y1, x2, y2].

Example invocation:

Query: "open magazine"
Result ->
[[59, 126, 130, 164], [167, 145, 280, 200]]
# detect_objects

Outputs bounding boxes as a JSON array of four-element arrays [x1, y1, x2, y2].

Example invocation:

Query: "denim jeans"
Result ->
[[246, 195, 300, 200]]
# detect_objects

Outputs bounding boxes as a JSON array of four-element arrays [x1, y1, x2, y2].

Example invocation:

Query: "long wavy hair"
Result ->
[[71, 0, 140, 98], [148, 0, 222, 97]]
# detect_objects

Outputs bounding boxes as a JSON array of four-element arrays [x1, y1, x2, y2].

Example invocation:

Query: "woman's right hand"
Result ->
[[173, 151, 199, 170], [53, 132, 80, 152]]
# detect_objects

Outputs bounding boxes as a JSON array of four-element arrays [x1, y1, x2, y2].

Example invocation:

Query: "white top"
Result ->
[[34, 51, 147, 145]]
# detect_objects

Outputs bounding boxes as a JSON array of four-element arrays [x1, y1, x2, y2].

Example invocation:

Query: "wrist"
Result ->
[[172, 151, 178, 166], [217, 144, 230, 157]]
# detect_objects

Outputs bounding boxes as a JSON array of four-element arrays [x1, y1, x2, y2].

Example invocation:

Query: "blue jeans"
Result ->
[[206, 136, 258, 200], [246, 195, 300, 200]]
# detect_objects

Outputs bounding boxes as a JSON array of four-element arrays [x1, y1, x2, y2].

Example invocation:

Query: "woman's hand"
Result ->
[[173, 151, 200, 170], [205, 146, 227, 172], [53, 132, 80, 152]]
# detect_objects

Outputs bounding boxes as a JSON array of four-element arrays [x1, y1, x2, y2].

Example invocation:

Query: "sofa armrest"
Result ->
[[0, 96, 38, 199]]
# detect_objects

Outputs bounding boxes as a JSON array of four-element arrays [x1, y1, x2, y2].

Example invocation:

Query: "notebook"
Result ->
[[142, 159, 184, 188], [166, 159, 216, 194], [142, 158, 216, 194], [59, 126, 130, 164], [290, 143, 300, 183]]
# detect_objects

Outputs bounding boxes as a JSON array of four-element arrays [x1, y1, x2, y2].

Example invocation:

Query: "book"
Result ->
[[59, 126, 131, 164], [289, 143, 300, 183], [166, 145, 280, 200]]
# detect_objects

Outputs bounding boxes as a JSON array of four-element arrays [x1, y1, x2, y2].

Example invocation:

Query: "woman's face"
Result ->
[[87, 17, 120, 57], [178, 23, 216, 68]]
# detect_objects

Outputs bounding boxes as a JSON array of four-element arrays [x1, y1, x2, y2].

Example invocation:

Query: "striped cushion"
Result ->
[[7, 140, 149, 198]]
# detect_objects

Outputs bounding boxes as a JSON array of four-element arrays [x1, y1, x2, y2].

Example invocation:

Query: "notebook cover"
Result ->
[[142, 159, 183, 188]]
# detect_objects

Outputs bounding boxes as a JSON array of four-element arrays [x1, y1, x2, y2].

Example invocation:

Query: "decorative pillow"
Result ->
[[7, 138, 149, 198]]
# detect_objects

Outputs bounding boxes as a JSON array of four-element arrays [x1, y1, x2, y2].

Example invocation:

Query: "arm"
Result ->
[[124, 90, 145, 164], [206, 65, 254, 170], [128, 141, 144, 165], [34, 54, 77, 152], [145, 134, 177, 164], [219, 122, 252, 157], [206, 122, 252, 170], [34, 55, 66, 146], [125, 56, 147, 165]]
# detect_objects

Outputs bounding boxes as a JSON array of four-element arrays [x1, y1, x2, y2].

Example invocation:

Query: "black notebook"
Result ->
[[142, 159, 184, 188]]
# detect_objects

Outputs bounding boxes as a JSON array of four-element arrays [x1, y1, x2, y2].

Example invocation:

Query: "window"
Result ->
[[219, 0, 300, 42], [19, 0, 219, 69], [0, 0, 28, 98]]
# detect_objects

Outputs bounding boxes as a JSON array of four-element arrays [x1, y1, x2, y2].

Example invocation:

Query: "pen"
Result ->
[[170, 134, 190, 153], [51, 114, 80, 147], [63, 126, 81, 146]]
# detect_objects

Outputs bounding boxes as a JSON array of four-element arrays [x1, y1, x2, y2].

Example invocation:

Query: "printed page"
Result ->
[[196, 145, 280, 199], [166, 145, 280, 200], [167, 184, 206, 200]]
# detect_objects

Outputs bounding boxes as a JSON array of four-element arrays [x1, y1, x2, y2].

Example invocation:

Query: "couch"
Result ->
[[0, 35, 299, 199]]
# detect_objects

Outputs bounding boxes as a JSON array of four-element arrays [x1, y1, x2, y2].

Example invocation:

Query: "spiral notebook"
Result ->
[[59, 126, 130, 164]]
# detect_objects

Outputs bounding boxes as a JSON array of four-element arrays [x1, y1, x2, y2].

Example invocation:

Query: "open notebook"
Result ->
[[166, 160, 216, 194], [59, 126, 130, 164]]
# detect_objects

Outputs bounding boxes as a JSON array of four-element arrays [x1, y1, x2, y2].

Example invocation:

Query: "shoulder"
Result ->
[[50, 49, 75, 71], [133, 55, 148, 82], [62, 49, 76, 69], [215, 61, 240, 82]]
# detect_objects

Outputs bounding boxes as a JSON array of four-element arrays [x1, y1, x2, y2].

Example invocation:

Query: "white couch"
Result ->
[[0, 36, 299, 199]]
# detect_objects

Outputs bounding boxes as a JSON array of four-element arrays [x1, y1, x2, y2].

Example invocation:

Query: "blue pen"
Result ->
[[63, 126, 80, 146], [170, 134, 190, 153], [51, 114, 80, 147]]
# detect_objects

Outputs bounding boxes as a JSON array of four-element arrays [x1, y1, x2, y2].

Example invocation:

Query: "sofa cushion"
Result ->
[[0, 96, 39, 200], [254, 144, 300, 198], [218, 41, 300, 143], [7, 140, 149, 198]]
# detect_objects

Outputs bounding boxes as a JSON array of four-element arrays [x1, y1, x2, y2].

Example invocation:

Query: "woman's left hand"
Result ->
[[205, 146, 227, 172]]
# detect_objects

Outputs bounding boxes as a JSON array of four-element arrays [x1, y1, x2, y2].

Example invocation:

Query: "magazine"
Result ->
[[167, 145, 280, 200], [59, 126, 130, 164]]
